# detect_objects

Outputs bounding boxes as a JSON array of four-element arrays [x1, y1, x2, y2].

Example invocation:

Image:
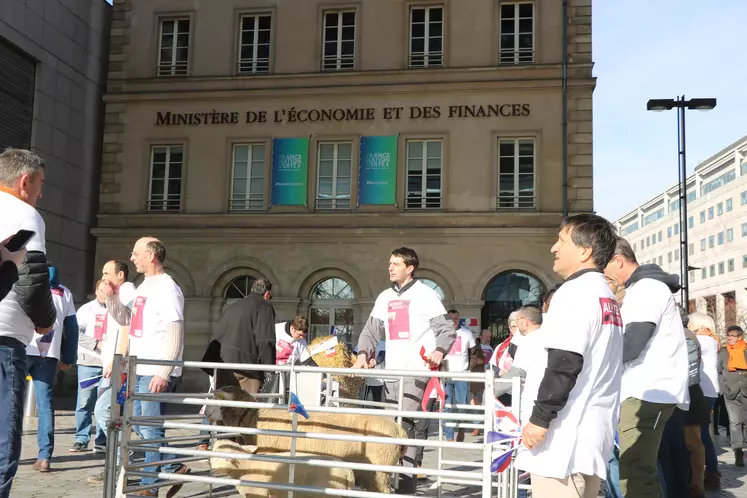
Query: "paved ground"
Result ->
[[12, 406, 747, 497]]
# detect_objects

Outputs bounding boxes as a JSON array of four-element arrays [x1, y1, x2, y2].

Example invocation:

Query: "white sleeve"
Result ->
[[620, 281, 664, 326], [543, 287, 594, 356], [23, 210, 47, 253], [76, 303, 89, 329], [159, 284, 185, 323]]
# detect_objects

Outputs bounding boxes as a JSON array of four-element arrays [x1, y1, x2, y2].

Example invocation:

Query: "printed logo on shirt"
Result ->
[[276, 340, 295, 365], [387, 300, 411, 340], [94, 313, 108, 341], [599, 297, 623, 326], [448, 336, 463, 356], [129, 296, 147, 338]]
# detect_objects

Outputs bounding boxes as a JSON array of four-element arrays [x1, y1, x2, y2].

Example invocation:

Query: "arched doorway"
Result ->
[[481, 270, 545, 342], [309, 277, 355, 343]]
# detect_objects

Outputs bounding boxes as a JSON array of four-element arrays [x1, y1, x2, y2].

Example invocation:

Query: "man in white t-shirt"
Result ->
[[26, 265, 78, 472], [443, 309, 476, 442], [106, 237, 189, 497], [603, 237, 688, 498], [274, 316, 310, 365], [496, 306, 543, 399], [352, 247, 455, 494], [516, 214, 623, 498], [0, 149, 56, 498]]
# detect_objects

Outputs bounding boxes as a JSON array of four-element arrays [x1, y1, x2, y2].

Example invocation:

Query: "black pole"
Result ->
[[676, 97, 684, 304], [561, 0, 569, 217], [679, 95, 690, 308]]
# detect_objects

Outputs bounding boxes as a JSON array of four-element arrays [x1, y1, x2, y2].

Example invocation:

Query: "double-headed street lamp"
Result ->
[[646, 96, 717, 309]]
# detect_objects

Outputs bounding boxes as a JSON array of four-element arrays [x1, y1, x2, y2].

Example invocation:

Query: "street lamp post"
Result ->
[[647, 96, 717, 310]]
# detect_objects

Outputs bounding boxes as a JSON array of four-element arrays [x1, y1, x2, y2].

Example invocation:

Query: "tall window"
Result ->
[[409, 6, 443, 67], [727, 228, 734, 242], [158, 18, 190, 76], [316, 142, 352, 210], [729, 259, 735, 272], [148, 146, 182, 211], [498, 2, 534, 64], [322, 11, 355, 70], [700, 211, 705, 223], [497, 138, 535, 209], [230, 144, 265, 212], [237, 14, 271, 74], [727, 198, 733, 211], [406, 140, 442, 209], [309, 278, 355, 343]]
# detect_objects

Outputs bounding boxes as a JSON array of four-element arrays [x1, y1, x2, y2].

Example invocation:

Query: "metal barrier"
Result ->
[[103, 355, 523, 498]]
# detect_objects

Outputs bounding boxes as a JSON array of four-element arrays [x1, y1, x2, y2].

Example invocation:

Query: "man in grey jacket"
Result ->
[[352, 247, 455, 495]]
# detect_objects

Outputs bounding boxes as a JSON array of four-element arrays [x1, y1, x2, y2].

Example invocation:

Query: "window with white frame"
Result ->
[[237, 14, 271, 74], [406, 140, 442, 209], [322, 11, 355, 71], [700, 238, 706, 251], [719, 262, 725, 275], [699, 211, 705, 223], [230, 144, 266, 212], [497, 138, 535, 209], [148, 146, 183, 211], [309, 278, 355, 343], [499, 2, 534, 64], [727, 228, 734, 242], [316, 142, 352, 210], [701, 267, 707, 279], [158, 18, 190, 76], [409, 6, 443, 67], [729, 258, 735, 272]]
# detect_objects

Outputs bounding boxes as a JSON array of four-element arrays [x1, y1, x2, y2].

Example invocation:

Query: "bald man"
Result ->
[[105, 237, 190, 497]]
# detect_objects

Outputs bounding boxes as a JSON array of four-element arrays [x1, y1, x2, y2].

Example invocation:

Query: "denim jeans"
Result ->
[[134, 375, 182, 489], [0, 341, 28, 498], [27, 355, 58, 460], [75, 365, 105, 446], [443, 380, 468, 440], [702, 396, 718, 472], [658, 409, 688, 498], [93, 387, 111, 442]]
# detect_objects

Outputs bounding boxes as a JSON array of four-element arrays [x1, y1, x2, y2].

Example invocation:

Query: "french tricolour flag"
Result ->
[[459, 318, 479, 328]]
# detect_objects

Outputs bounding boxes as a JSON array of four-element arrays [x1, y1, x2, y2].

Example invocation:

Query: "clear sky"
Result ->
[[593, 0, 747, 222]]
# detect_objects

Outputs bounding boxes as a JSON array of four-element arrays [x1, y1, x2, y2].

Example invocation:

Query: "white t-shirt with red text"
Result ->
[[370, 280, 447, 371], [274, 322, 310, 365], [76, 299, 119, 364], [27, 285, 75, 360], [128, 274, 185, 377], [446, 326, 476, 372]]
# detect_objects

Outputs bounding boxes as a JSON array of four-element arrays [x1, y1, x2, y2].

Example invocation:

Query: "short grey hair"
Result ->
[[614, 237, 638, 264], [688, 311, 716, 333], [251, 278, 272, 295], [0, 149, 45, 187], [517, 306, 543, 325]]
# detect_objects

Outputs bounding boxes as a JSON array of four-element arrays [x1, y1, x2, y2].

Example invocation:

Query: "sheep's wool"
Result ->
[[309, 336, 363, 404]]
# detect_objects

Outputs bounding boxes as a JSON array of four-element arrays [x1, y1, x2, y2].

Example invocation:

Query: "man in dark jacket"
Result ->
[[209, 278, 275, 394], [0, 148, 56, 498]]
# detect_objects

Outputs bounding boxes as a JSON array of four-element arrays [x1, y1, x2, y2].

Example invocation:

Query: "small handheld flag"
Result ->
[[79, 375, 102, 391], [116, 374, 128, 406], [288, 392, 310, 419], [419, 346, 446, 412], [490, 446, 516, 473]]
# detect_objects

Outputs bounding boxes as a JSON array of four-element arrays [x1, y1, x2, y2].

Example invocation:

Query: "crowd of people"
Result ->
[[0, 145, 745, 498]]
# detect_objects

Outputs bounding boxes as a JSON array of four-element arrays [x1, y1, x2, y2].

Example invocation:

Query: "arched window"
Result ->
[[224, 275, 257, 300], [309, 278, 355, 342], [420, 278, 445, 301], [481, 270, 545, 342]]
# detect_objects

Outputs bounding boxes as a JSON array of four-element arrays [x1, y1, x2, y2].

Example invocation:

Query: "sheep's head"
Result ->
[[206, 386, 259, 428]]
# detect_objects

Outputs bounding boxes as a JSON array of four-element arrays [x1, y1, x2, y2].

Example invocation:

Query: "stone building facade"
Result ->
[[95, 0, 594, 385]]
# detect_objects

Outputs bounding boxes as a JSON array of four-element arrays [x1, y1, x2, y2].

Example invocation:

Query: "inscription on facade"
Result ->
[[154, 104, 531, 126]]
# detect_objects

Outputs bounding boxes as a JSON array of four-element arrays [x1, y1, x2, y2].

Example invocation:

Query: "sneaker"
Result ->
[[93, 444, 106, 454], [87, 470, 105, 484], [165, 464, 191, 498], [69, 442, 89, 452]]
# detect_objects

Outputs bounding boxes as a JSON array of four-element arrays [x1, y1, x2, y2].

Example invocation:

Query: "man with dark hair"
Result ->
[[603, 237, 688, 497], [443, 308, 477, 442], [516, 214, 623, 497], [0, 148, 56, 497], [274, 315, 309, 365], [208, 276, 276, 395], [353, 246, 455, 494], [495, 306, 542, 398]]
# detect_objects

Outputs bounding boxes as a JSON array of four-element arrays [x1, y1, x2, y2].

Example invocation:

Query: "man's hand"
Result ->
[[149, 375, 169, 393], [35, 325, 53, 335], [521, 422, 548, 450], [367, 357, 376, 368], [0, 238, 26, 268], [59, 362, 71, 372], [102, 280, 118, 298], [352, 354, 369, 369], [103, 364, 112, 379], [425, 350, 445, 369]]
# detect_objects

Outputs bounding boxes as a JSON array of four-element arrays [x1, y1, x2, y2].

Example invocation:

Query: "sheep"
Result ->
[[206, 386, 408, 493], [210, 440, 355, 498]]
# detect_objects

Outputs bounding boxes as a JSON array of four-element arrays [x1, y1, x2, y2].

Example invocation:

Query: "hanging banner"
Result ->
[[358, 135, 398, 205], [271, 137, 309, 206]]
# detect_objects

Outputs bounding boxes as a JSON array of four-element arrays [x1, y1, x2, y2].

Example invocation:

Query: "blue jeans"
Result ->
[[93, 387, 111, 441], [443, 380, 468, 440], [703, 397, 718, 472], [75, 365, 106, 446], [27, 355, 58, 460], [134, 375, 182, 489], [658, 409, 687, 498], [0, 341, 27, 498]]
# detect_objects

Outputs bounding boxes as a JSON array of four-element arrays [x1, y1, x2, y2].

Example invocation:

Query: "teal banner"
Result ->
[[271, 138, 309, 206], [358, 136, 397, 205]]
